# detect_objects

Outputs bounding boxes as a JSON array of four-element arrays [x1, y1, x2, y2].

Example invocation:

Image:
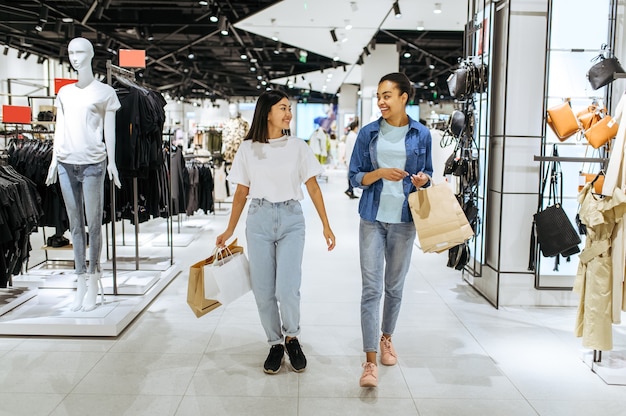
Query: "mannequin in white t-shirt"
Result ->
[[45, 37, 122, 312]]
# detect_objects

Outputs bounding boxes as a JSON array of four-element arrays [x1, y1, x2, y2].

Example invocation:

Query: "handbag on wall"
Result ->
[[546, 100, 580, 141], [584, 114, 619, 148], [576, 105, 605, 130], [587, 45, 625, 90], [532, 147, 581, 259]]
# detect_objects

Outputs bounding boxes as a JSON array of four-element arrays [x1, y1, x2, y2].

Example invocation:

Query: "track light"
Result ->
[[434, 3, 442, 14], [274, 42, 281, 54], [23, 51, 31, 60], [350, 1, 358, 12], [35, 22, 45, 32], [17, 50, 23, 59], [330, 29, 338, 43], [94, 5, 104, 20], [209, 4, 219, 22], [363, 46, 370, 56], [393, 1, 401, 18], [417, 21, 425, 30], [37, 55, 46, 64], [218, 16, 228, 35], [240, 49, 248, 60], [38, 5, 49, 23], [145, 26, 154, 41], [3, 46, 9, 56], [403, 50, 411, 58], [187, 48, 195, 59]]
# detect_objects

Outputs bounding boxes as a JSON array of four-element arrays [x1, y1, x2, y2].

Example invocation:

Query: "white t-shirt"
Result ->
[[227, 135, 323, 203], [54, 80, 121, 164]]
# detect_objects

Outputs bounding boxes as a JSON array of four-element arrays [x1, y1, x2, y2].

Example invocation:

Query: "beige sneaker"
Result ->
[[380, 335, 397, 366], [359, 362, 378, 387]]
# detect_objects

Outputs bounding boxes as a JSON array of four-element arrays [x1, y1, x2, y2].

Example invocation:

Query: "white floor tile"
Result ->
[[2, 166, 626, 414]]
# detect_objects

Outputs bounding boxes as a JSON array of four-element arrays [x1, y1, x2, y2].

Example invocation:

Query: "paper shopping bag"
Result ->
[[204, 251, 251, 305], [408, 181, 474, 253], [186, 239, 241, 318]]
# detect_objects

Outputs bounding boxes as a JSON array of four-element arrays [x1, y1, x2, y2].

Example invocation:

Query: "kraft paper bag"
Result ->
[[408, 181, 474, 253], [186, 239, 242, 318]]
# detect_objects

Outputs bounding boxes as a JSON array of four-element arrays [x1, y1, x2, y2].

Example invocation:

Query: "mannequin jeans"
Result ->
[[57, 161, 106, 276], [359, 218, 416, 352], [246, 198, 305, 345]]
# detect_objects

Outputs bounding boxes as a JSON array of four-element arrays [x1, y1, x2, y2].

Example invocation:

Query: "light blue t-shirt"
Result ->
[[376, 120, 408, 223]]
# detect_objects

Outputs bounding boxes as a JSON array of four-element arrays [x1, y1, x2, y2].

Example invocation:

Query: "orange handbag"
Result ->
[[584, 115, 619, 148], [578, 172, 605, 193], [546, 101, 580, 141], [577, 105, 605, 130]]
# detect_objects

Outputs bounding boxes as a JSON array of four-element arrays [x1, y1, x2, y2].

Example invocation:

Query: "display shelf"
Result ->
[[583, 350, 626, 385], [0, 287, 37, 316], [0, 264, 180, 336]]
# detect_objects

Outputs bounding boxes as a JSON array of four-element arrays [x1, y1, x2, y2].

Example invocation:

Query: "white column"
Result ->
[[360, 44, 398, 124]]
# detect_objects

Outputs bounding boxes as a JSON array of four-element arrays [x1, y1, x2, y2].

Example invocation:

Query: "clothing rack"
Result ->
[[106, 61, 174, 292]]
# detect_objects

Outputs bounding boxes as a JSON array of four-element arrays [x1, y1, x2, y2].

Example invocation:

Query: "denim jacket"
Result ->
[[348, 116, 433, 223]]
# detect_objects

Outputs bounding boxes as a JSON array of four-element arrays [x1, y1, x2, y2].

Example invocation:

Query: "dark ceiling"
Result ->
[[1, 0, 464, 103]]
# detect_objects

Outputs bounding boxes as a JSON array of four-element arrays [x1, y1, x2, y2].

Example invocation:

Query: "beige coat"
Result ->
[[601, 93, 626, 325], [574, 184, 626, 350]]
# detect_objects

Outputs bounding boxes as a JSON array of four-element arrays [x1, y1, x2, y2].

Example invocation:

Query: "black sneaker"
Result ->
[[263, 344, 284, 374], [285, 338, 307, 372]]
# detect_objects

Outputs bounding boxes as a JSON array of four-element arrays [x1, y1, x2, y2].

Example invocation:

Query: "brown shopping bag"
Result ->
[[186, 239, 243, 318], [408, 180, 474, 253]]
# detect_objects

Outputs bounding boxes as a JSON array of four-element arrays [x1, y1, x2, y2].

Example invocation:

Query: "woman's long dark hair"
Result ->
[[379, 72, 415, 105], [244, 90, 290, 143]]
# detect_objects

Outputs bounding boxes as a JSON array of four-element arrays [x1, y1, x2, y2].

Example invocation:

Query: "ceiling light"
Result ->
[[345, 20, 352, 30], [38, 5, 49, 23], [145, 26, 154, 41], [417, 21, 425, 30], [403, 50, 411, 58], [271, 32, 279, 42], [434, 3, 442, 13], [187, 48, 195, 59], [218, 16, 228, 35], [240, 49, 248, 59], [274, 42, 281, 54], [17, 50, 23, 59], [250, 66, 257, 72], [62, 17, 74, 23], [23, 51, 31, 60], [363, 46, 370, 56], [330, 29, 338, 42], [429, 64, 435, 69], [209, 5, 219, 22], [198, 0, 209, 5], [350, 1, 358, 12], [429, 81, 436, 87], [37, 55, 46, 64], [333, 55, 340, 61], [3, 46, 8, 56], [35, 23, 45, 32], [393, 1, 401, 18]]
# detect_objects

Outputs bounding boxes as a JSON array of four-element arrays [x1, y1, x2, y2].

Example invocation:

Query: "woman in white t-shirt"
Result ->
[[216, 90, 336, 374]]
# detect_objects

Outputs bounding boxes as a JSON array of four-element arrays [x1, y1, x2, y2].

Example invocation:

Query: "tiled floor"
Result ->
[[1, 168, 626, 416]]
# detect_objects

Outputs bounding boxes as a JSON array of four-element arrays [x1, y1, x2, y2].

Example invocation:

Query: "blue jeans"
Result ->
[[246, 198, 306, 345], [58, 161, 106, 276], [360, 218, 416, 352]]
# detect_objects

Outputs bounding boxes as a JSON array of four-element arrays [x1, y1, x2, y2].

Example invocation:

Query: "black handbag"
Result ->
[[587, 45, 625, 90], [448, 110, 466, 137], [532, 146, 581, 258]]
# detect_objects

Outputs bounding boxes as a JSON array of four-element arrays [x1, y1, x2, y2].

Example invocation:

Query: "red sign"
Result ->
[[119, 49, 146, 68], [2, 105, 32, 123], [54, 78, 78, 94]]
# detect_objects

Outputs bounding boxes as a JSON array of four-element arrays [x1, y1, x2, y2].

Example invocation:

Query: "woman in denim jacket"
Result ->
[[348, 72, 433, 388]]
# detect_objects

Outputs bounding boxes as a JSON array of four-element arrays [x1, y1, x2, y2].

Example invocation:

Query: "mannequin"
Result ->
[[222, 102, 249, 163], [45, 37, 122, 312]]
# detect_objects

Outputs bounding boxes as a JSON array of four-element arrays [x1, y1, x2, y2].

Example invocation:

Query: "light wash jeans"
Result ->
[[57, 161, 106, 276], [246, 198, 306, 345], [360, 218, 416, 352]]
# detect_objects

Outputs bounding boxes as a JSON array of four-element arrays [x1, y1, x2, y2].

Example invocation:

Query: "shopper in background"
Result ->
[[216, 90, 336, 374], [45, 37, 121, 312], [344, 120, 359, 199], [348, 72, 433, 388]]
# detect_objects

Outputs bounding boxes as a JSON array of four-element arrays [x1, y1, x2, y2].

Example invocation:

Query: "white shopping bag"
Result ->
[[203, 249, 251, 305]]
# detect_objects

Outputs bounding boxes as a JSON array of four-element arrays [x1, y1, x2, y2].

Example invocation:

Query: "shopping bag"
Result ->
[[203, 248, 251, 305], [186, 239, 242, 318], [408, 179, 474, 253]]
